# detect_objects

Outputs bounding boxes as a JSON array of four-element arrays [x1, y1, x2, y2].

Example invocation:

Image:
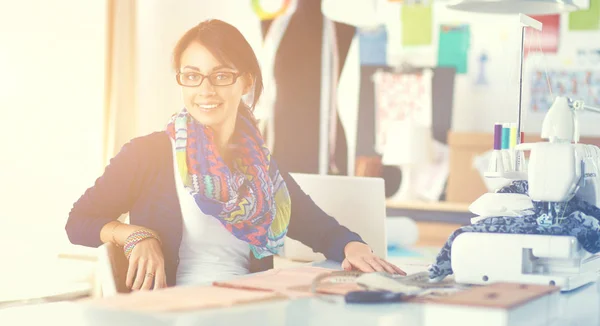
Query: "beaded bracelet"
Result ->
[[123, 229, 161, 259]]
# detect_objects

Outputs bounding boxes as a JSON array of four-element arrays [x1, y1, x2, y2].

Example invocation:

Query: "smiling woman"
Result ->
[[175, 44, 253, 148], [65, 19, 405, 293], [171, 21, 263, 152]]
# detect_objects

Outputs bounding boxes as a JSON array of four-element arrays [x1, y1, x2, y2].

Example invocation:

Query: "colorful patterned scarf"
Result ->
[[166, 107, 291, 259]]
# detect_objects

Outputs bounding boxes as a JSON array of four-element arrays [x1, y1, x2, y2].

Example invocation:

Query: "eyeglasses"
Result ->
[[176, 71, 241, 87]]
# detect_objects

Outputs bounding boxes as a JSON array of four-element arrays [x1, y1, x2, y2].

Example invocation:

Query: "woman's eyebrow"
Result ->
[[180, 64, 235, 73], [210, 64, 235, 72], [181, 65, 200, 71]]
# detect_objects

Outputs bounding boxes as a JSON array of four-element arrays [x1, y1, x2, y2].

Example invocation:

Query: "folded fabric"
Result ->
[[429, 180, 600, 280]]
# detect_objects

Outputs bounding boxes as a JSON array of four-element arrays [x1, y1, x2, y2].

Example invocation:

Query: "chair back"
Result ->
[[283, 173, 388, 261], [97, 243, 130, 296]]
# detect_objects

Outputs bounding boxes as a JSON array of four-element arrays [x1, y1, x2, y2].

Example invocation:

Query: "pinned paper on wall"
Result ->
[[358, 26, 388, 66], [530, 69, 600, 112], [475, 52, 489, 86], [569, 0, 600, 30], [577, 48, 600, 65], [437, 24, 470, 74], [524, 15, 559, 55], [401, 5, 433, 46], [372, 70, 433, 154]]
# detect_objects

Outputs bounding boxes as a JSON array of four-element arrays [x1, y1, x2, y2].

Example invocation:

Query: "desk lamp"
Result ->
[[447, 0, 578, 14], [382, 120, 432, 201]]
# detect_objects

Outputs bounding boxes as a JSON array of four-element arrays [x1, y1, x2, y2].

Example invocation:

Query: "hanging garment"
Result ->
[[255, 0, 296, 152], [372, 70, 433, 154], [260, 0, 354, 174]]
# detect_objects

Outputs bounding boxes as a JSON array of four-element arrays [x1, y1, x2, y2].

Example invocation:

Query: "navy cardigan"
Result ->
[[65, 132, 364, 286]]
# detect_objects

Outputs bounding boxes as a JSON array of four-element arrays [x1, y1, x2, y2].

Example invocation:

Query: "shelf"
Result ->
[[386, 200, 471, 213], [386, 200, 473, 225]]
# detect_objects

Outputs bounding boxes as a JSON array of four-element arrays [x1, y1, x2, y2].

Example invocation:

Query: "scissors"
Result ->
[[344, 290, 413, 304]]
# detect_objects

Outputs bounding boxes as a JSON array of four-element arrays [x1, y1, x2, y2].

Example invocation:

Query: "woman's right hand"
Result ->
[[126, 238, 167, 291]]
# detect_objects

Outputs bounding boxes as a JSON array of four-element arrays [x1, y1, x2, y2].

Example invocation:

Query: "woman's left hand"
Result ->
[[342, 241, 406, 275]]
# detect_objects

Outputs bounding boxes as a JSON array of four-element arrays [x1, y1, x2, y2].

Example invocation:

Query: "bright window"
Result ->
[[0, 1, 107, 280]]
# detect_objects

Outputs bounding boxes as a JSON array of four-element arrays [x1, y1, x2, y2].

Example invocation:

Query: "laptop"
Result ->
[[282, 173, 388, 261]]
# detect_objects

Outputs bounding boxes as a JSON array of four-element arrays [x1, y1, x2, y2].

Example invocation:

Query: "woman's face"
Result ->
[[178, 42, 251, 132]]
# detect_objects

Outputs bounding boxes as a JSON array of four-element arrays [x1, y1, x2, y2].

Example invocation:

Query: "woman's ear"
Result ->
[[242, 73, 254, 95]]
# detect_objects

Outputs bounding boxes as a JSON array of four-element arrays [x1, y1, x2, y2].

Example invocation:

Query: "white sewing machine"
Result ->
[[452, 96, 600, 291]]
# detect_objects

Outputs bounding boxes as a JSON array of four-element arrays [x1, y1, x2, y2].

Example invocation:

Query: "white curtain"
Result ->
[[104, 0, 138, 164]]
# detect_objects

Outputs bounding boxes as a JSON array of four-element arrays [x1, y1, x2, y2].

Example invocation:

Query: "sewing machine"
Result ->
[[452, 96, 600, 291]]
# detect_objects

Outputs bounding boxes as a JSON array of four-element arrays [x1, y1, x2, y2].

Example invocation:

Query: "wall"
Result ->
[[0, 1, 106, 264], [130, 1, 600, 176], [134, 0, 264, 136], [132, 0, 368, 173], [376, 1, 600, 136]]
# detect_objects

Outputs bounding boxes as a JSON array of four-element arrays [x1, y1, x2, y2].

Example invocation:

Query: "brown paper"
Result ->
[[213, 266, 339, 298], [424, 283, 560, 309], [83, 285, 285, 312]]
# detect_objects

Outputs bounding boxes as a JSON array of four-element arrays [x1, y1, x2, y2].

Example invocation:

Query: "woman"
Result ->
[[66, 19, 404, 291]]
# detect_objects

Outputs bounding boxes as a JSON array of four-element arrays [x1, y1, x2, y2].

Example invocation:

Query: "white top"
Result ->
[[171, 139, 250, 286]]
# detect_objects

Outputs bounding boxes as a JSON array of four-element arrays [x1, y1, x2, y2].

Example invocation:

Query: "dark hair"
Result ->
[[172, 19, 264, 115]]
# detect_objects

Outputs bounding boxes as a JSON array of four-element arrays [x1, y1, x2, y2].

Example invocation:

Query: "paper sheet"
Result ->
[[213, 266, 339, 298], [83, 285, 285, 312], [524, 15, 559, 56], [358, 26, 388, 66], [401, 5, 433, 46], [86, 266, 365, 313], [569, 0, 600, 31], [529, 69, 600, 112], [286, 282, 364, 296], [437, 24, 470, 74], [386, 257, 434, 275], [412, 140, 449, 201]]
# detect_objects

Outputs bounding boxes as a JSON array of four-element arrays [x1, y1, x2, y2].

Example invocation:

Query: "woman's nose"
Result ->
[[197, 77, 216, 95]]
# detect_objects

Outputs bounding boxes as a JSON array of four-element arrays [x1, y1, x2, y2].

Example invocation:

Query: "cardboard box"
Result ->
[[446, 132, 492, 204], [445, 131, 600, 204]]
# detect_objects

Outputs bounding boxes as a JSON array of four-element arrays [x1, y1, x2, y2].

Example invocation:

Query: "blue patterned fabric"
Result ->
[[429, 180, 600, 280]]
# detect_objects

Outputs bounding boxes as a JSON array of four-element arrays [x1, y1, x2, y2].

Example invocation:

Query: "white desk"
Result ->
[[1, 261, 598, 326]]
